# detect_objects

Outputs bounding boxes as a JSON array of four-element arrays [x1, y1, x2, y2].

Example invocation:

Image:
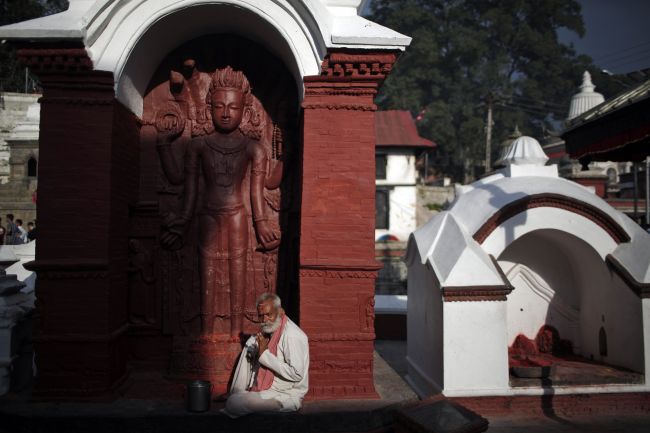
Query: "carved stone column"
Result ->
[[19, 44, 139, 400], [300, 51, 397, 399]]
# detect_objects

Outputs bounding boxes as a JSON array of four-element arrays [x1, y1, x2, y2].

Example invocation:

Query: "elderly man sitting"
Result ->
[[223, 293, 309, 418]]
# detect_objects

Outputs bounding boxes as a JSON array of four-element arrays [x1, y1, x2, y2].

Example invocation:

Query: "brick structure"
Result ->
[[21, 46, 139, 399], [1, 1, 410, 402], [300, 52, 398, 399]]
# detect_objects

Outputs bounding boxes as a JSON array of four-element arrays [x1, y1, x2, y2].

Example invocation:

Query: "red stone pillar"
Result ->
[[19, 45, 139, 400], [300, 51, 397, 399]]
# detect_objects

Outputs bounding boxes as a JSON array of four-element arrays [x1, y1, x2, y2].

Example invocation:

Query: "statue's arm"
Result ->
[[250, 143, 279, 249], [156, 138, 184, 185], [265, 125, 284, 190], [179, 142, 200, 223], [154, 106, 186, 185]]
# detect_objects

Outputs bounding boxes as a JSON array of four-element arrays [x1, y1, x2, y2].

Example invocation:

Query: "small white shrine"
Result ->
[[405, 135, 650, 397]]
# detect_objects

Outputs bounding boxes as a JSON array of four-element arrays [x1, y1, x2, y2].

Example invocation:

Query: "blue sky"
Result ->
[[558, 0, 650, 74], [363, 0, 650, 75]]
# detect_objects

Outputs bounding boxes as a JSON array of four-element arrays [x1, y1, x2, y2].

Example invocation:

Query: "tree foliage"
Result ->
[[0, 0, 69, 92], [369, 0, 625, 182]]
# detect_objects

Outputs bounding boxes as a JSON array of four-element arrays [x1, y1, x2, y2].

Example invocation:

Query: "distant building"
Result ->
[[374, 110, 435, 339], [537, 72, 635, 215], [0, 93, 40, 184], [375, 110, 435, 242], [563, 77, 650, 225], [0, 94, 39, 223]]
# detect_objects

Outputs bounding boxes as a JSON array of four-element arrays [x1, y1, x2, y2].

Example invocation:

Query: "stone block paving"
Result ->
[[487, 414, 650, 432], [1, 341, 649, 432]]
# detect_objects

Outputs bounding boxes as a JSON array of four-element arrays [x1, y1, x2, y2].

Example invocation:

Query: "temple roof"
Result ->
[[562, 79, 650, 161], [375, 110, 435, 148]]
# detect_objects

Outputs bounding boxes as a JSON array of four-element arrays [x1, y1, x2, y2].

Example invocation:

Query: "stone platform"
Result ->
[[2, 342, 650, 433], [0, 350, 418, 433]]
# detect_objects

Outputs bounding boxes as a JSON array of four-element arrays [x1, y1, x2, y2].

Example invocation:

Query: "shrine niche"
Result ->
[[132, 34, 300, 389]]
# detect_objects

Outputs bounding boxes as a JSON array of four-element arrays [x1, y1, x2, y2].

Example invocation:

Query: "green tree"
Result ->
[[370, 0, 597, 182], [0, 0, 69, 92]]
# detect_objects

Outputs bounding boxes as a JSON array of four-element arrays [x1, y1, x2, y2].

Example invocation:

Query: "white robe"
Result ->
[[230, 317, 309, 411]]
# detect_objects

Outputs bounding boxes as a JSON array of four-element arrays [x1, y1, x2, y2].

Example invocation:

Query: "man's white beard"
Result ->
[[261, 314, 282, 334]]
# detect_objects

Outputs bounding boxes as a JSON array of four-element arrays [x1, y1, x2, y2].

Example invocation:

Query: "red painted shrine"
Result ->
[[1, 1, 410, 401]]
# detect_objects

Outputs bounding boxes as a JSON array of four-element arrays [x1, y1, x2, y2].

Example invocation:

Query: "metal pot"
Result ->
[[187, 380, 212, 412]]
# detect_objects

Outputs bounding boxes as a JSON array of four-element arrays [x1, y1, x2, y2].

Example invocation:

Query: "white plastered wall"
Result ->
[[376, 152, 417, 241], [442, 300, 510, 395], [406, 255, 443, 397]]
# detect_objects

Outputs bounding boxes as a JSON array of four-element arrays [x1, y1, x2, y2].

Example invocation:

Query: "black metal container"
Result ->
[[186, 380, 212, 412]]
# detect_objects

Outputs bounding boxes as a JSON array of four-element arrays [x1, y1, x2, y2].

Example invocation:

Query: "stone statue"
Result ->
[[156, 66, 280, 337]]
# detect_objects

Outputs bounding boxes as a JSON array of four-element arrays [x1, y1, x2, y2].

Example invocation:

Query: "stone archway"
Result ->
[[9, 1, 406, 401]]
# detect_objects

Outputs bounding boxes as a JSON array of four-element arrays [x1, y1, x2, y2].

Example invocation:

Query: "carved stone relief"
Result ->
[[134, 36, 299, 351]]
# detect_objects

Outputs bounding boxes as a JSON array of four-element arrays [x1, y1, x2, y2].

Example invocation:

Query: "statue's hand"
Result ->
[[155, 105, 186, 144], [255, 220, 280, 250], [160, 217, 186, 250], [156, 119, 184, 144]]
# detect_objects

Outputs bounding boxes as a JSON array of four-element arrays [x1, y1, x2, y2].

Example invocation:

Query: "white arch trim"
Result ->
[[87, 0, 327, 116], [0, 0, 410, 115], [482, 207, 618, 260]]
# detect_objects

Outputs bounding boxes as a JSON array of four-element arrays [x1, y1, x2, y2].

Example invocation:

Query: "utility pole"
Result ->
[[485, 94, 493, 173], [646, 156, 649, 227], [633, 162, 639, 223]]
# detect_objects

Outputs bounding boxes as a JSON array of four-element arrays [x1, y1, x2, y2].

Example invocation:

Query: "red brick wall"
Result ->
[[299, 51, 398, 399], [23, 57, 136, 399]]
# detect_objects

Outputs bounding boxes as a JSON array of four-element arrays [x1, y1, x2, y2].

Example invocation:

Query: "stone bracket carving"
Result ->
[[319, 52, 398, 79], [15, 46, 93, 72]]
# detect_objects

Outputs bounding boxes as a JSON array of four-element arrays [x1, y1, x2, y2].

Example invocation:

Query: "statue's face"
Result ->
[[211, 88, 244, 133]]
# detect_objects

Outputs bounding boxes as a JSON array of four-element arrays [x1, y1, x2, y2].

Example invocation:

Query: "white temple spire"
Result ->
[[567, 71, 605, 120]]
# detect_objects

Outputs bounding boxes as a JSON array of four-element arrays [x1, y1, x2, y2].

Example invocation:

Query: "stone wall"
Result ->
[[375, 241, 407, 295], [0, 93, 40, 184], [416, 185, 455, 226]]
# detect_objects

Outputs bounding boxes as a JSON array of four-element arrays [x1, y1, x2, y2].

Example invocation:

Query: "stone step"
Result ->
[[0, 398, 409, 433]]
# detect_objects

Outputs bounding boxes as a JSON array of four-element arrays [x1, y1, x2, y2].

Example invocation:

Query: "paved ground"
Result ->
[[1, 340, 649, 432], [487, 414, 650, 432], [374, 340, 650, 433]]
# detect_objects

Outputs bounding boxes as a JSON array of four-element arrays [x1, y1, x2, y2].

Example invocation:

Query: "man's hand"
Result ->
[[256, 332, 270, 356]]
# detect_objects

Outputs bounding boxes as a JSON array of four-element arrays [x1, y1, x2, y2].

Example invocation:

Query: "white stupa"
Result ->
[[567, 71, 605, 120]]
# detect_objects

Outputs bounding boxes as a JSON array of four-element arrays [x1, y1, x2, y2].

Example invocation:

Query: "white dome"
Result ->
[[502, 135, 549, 166], [567, 71, 605, 120]]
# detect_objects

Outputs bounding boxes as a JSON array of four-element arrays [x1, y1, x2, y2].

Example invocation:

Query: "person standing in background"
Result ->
[[5, 214, 16, 245], [15, 219, 27, 244], [0, 217, 5, 245], [27, 221, 36, 242]]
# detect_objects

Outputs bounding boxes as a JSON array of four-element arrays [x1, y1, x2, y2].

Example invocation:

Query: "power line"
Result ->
[[605, 56, 650, 71], [511, 95, 566, 109], [502, 100, 566, 117], [498, 102, 561, 118], [596, 47, 650, 68], [592, 40, 650, 62]]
